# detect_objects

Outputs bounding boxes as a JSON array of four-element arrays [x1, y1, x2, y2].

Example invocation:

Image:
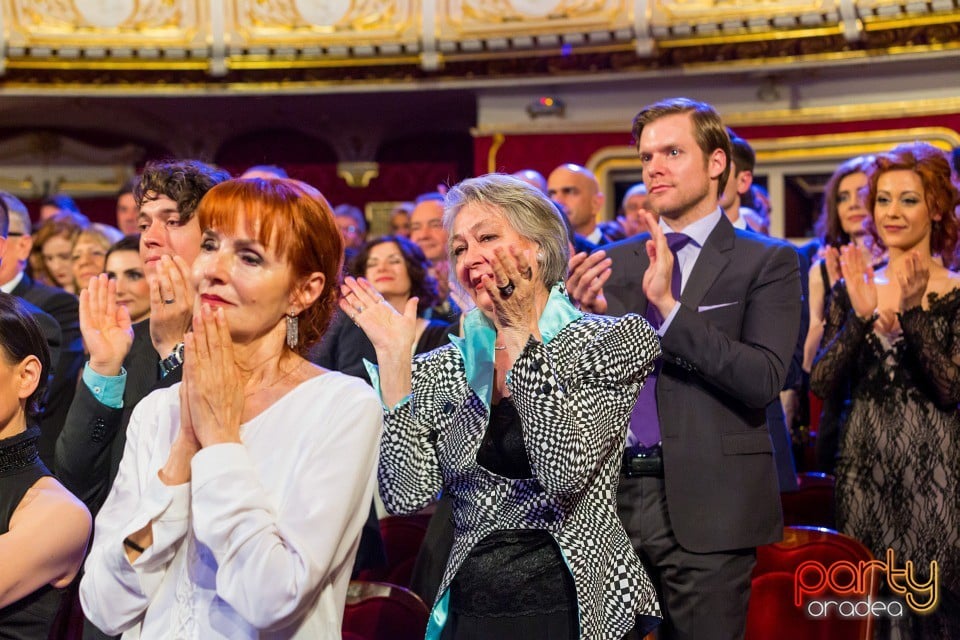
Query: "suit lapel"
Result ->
[[11, 274, 32, 299], [680, 215, 734, 309], [124, 320, 161, 404]]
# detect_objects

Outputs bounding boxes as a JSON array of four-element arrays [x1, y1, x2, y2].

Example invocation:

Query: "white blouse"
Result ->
[[80, 372, 382, 640]]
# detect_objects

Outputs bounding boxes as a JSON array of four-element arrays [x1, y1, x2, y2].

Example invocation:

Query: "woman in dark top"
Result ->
[[811, 142, 960, 638], [311, 234, 450, 383], [0, 294, 91, 639], [802, 155, 887, 470]]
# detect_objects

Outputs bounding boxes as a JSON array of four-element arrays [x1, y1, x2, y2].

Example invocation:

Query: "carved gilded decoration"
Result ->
[[231, 0, 416, 46], [5, 0, 197, 45], [443, 0, 631, 36], [0, 0, 956, 88], [650, 0, 836, 24]]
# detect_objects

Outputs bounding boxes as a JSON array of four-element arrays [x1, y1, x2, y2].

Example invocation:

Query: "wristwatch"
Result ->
[[159, 342, 185, 378]]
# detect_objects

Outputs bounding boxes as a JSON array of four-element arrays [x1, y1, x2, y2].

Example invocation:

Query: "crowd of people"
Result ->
[[0, 96, 957, 640]]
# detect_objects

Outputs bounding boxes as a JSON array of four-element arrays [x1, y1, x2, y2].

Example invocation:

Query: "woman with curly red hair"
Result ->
[[80, 178, 383, 639], [811, 142, 960, 638]]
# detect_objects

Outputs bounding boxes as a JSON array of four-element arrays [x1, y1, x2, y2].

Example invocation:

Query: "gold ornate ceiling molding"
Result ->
[[0, 0, 956, 90]]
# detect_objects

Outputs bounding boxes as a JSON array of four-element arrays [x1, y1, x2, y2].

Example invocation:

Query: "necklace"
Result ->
[[243, 361, 301, 398]]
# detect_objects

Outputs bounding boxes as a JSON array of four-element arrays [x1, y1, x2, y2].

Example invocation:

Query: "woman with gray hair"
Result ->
[[341, 173, 661, 639]]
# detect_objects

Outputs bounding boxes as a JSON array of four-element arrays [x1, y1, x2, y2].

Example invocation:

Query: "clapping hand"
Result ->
[[567, 250, 611, 314], [895, 250, 929, 312], [149, 255, 196, 358], [341, 276, 419, 360], [182, 305, 244, 448], [80, 274, 134, 376], [838, 243, 877, 321], [483, 246, 539, 344], [642, 211, 676, 318]]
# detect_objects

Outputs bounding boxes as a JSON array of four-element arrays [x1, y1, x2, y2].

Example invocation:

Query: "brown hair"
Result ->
[[815, 155, 875, 248], [135, 159, 230, 224], [348, 235, 439, 314], [866, 142, 960, 267], [196, 178, 344, 354], [29, 212, 89, 285], [631, 97, 731, 196]]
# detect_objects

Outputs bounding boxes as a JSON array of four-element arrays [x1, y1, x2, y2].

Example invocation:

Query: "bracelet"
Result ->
[[123, 537, 146, 553], [159, 342, 185, 378]]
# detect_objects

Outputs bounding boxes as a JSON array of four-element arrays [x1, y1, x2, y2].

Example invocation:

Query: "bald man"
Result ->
[[511, 169, 548, 193], [547, 163, 613, 250]]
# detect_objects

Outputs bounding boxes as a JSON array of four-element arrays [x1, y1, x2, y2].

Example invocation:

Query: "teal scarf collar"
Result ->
[[448, 282, 582, 410]]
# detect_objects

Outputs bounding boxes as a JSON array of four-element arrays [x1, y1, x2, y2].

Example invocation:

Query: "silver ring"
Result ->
[[497, 281, 515, 298], [356, 305, 364, 314], [163, 298, 175, 305]]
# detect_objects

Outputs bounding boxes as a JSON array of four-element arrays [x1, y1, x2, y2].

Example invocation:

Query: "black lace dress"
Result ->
[[811, 285, 960, 638], [441, 397, 579, 640]]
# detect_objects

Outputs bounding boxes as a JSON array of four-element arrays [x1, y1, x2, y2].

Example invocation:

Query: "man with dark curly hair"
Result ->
[[56, 159, 230, 511], [56, 159, 229, 639]]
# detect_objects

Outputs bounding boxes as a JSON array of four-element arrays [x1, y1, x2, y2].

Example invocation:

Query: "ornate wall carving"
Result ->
[[6, 0, 198, 45], [0, 0, 956, 88]]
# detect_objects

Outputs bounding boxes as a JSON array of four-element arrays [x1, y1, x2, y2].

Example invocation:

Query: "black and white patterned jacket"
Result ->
[[372, 285, 662, 639]]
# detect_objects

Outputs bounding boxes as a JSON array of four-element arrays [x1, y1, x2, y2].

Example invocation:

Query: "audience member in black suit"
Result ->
[[720, 131, 805, 490], [0, 191, 84, 468], [55, 160, 229, 640], [55, 160, 230, 518], [568, 98, 801, 639]]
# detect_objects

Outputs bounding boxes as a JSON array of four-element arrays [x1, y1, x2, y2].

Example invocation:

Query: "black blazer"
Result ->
[[604, 214, 802, 553], [12, 274, 84, 467], [55, 319, 177, 514]]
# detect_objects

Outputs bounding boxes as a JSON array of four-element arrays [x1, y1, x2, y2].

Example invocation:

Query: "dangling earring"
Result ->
[[285, 313, 299, 349]]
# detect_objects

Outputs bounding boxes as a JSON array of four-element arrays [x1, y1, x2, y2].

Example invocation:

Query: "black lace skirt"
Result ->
[[442, 529, 578, 640]]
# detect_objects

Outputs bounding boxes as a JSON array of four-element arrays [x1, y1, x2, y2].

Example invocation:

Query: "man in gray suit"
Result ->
[[568, 98, 802, 639]]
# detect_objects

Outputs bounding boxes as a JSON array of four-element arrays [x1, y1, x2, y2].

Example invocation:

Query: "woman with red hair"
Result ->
[[811, 142, 960, 638], [80, 178, 382, 639]]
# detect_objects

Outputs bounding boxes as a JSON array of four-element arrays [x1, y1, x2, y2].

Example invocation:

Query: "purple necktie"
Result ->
[[629, 233, 691, 447]]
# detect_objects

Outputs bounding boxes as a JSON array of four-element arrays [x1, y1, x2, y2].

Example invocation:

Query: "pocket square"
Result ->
[[698, 301, 739, 312]]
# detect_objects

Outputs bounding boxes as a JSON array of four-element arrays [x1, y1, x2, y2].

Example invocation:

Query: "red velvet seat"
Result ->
[[342, 580, 430, 640], [781, 472, 836, 529], [747, 526, 878, 640], [355, 514, 431, 587]]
